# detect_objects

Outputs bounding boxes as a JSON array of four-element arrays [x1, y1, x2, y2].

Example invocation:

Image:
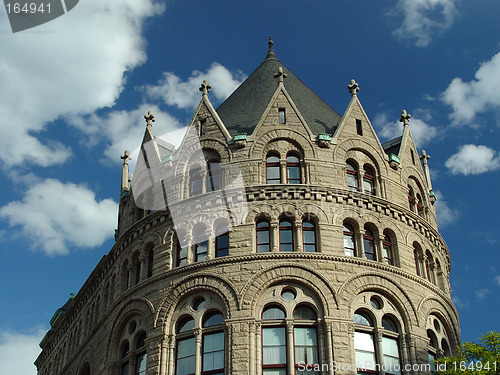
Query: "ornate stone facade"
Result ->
[[35, 41, 459, 375]]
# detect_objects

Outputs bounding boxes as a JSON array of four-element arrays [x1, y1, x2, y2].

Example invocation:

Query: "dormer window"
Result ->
[[278, 108, 286, 124], [356, 119, 363, 136]]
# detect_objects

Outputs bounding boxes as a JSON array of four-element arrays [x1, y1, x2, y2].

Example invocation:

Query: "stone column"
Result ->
[[271, 221, 279, 252], [280, 160, 287, 184], [295, 222, 303, 252], [255, 322, 262, 372], [325, 320, 335, 375], [167, 334, 175, 375], [375, 328, 385, 375], [206, 229, 215, 260], [249, 322, 256, 375], [194, 329, 202, 375], [378, 238, 386, 264], [286, 321, 295, 375], [186, 234, 193, 265], [358, 229, 366, 259], [139, 254, 146, 282]]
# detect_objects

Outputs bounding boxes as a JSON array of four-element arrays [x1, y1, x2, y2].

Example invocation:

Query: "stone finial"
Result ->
[[266, 36, 277, 60], [347, 79, 359, 96], [199, 80, 211, 96], [399, 109, 411, 126], [144, 110, 155, 127], [121, 150, 131, 165], [274, 66, 287, 83], [420, 150, 430, 165]]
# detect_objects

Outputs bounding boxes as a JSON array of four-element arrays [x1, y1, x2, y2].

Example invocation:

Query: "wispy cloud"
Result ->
[[392, 0, 459, 47], [476, 288, 490, 301], [0, 328, 44, 375], [445, 144, 500, 175], [0, 179, 118, 256], [142, 62, 246, 110], [0, 0, 164, 168], [495, 275, 500, 286], [374, 111, 438, 147], [442, 51, 500, 125], [434, 190, 459, 227]]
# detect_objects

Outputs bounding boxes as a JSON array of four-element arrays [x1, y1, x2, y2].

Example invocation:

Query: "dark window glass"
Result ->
[[177, 242, 188, 267], [266, 154, 281, 184], [383, 234, 394, 265], [286, 154, 301, 184], [190, 166, 203, 196], [278, 108, 286, 124], [215, 232, 229, 257], [207, 161, 220, 191], [279, 220, 293, 252], [346, 162, 359, 191], [343, 224, 356, 256], [363, 165, 375, 195], [256, 220, 271, 253], [363, 229, 376, 260], [302, 220, 317, 252], [293, 305, 317, 320], [356, 119, 363, 135]]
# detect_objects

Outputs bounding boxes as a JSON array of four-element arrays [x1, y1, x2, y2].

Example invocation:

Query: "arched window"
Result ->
[[134, 332, 147, 375], [121, 260, 129, 291], [427, 314, 453, 373], [256, 220, 271, 253], [414, 243, 422, 277], [354, 310, 401, 375], [382, 231, 394, 265], [262, 305, 318, 375], [343, 224, 356, 256], [363, 165, 376, 195], [416, 193, 425, 217], [266, 154, 281, 184], [147, 247, 154, 278], [302, 220, 317, 252], [279, 219, 293, 252], [194, 227, 208, 262], [363, 228, 376, 260], [207, 160, 220, 191], [425, 250, 435, 284], [176, 233, 188, 267], [215, 230, 229, 257], [190, 165, 203, 197], [133, 252, 141, 285], [408, 186, 416, 212], [346, 161, 359, 191], [286, 153, 301, 184], [175, 311, 225, 375]]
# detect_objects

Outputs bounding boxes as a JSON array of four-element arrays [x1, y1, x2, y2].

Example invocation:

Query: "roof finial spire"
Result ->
[[199, 79, 211, 96], [274, 66, 287, 83], [399, 109, 411, 126], [144, 110, 155, 128], [266, 36, 277, 60], [347, 79, 360, 96]]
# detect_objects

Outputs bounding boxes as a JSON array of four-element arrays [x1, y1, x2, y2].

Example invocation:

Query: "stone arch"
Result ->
[[156, 272, 239, 329], [337, 273, 419, 328], [240, 263, 337, 316], [76, 350, 93, 375], [200, 139, 231, 162], [141, 231, 162, 249], [379, 218, 405, 244], [243, 203, 276, 224], [334, 139, 389, 176], [297, 203, 329, 224], [333, 208, 363, 227], [418, 296, 460, 348], [105, 297, 155, 362], [400, 165, 426, 187], [250, 129, 316, 159], [405, 230, 428, 248]]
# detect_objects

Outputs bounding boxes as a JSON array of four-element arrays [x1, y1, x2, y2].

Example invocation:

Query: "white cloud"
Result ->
[[476, 288, 489, 301], [434, 190, 459, 227], [451, 295, 469, 309], [374, 112, 438, 147], [495, 275, 500, 286], [68, 103, 183, 165], [142, 62, 246, 110], [0, 179, 118, 256], [445, 144, 500, 175], [0, 329, 44, 375], [0, 0, 164, 168], [442, 51, 500, 125], [392, 0, 458, 47]]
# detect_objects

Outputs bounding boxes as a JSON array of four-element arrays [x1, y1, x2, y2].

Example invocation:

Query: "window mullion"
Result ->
[[195, 329, 202, 375], [286, 321, 295, 375]]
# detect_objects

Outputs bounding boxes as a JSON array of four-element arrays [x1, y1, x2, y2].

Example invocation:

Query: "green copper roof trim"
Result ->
[[318, 133, 331, 141], [233, 133, 247, 141], [389, 153, 400, 164], [429, 189, 436, 198], [162, 154, 173, 163], [49, 309, 65, 326], [120, 190, 129, 199]]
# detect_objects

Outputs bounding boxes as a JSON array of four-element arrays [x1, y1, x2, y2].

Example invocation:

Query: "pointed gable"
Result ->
[[216, 50, 341, 137]]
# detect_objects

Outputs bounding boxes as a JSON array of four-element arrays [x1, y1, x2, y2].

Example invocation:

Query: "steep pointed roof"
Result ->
[[382, 136, 403, 156], [216, 42, 342, 136]]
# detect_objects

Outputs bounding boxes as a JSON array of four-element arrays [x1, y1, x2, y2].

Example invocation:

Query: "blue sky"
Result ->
[[1, 1, 500, 373]]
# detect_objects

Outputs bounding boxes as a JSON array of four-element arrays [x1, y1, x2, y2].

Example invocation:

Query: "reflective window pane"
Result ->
[[176, 337, 195, 375], [263, 327, 286, 365], [262, 307, 285, 320], [203, 332, 224, 372]]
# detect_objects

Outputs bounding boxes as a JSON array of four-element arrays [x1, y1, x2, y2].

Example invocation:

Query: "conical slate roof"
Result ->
[[216, 47, 342, 137]]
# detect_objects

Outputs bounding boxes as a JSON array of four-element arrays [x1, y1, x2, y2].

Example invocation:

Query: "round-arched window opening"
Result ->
[[203, 312, 224, 327], [281, 289, 296, 301], [433, 318, 441, 333], [177, 317, 195, 334], [136, 332, 146, 349], [354, 311, 372, 326], [128, 320, 137, 335], [382, 316, 398, 332], [293, 305, 317, 320], [121, 341, 129, 359], [262, 306, 285, 320], [370, 296, 383, 310], [442, 339, 451, 357], [427, 329, 438, 349], [193, 298, 206, 311]]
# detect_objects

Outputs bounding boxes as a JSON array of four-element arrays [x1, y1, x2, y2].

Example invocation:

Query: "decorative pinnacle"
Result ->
[[347, 79, 359, 95], [266, 36, 277, 60], [199, 79, 211, 95], [144, 110, 155, 127], [399, 109, 411, 126], [420, 150, 430, 164], [121, 150, 131, 165], [274, 66, 287, 83]]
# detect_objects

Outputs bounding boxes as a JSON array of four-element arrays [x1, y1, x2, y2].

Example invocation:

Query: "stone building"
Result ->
[[35, 39, 459, 375]]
